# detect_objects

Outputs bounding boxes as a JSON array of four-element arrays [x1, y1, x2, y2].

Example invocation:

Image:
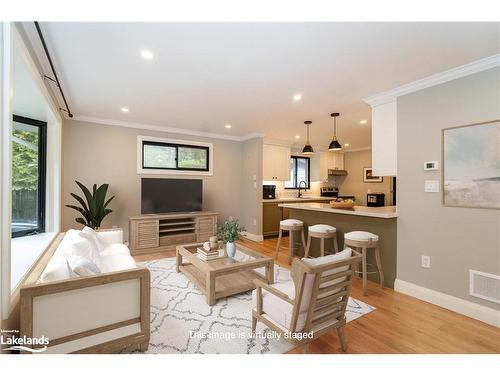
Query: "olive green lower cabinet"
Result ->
[[263, 202, 282, 237], [262, 200, 328, 238]]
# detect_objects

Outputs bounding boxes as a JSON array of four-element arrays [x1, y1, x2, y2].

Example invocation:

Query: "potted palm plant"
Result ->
[[66, 180, 115, 229], [218, 217, 244, 258]]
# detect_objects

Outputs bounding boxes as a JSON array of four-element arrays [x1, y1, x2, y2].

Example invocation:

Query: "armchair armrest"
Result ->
[[253, 279, 294, 305]]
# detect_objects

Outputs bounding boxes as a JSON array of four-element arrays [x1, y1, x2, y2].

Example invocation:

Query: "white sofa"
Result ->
[[20, 228, 150, 354]]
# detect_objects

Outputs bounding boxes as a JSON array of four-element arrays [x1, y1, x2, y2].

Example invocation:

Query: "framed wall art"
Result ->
[[442, 120, 500, 209], [363, 167, 383, 183]]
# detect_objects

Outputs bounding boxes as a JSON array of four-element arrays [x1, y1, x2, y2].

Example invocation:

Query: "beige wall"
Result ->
[[397, 67, 500, 310], [62, 119, 246, 239], [240, 138, 263, 236], [340, 149, 393, 206]]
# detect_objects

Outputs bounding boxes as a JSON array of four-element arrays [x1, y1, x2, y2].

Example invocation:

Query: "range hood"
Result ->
[[328, 169, 348, 176]]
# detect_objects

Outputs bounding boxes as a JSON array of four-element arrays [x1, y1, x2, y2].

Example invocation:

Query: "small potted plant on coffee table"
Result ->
[[218, 217, 245, 258]]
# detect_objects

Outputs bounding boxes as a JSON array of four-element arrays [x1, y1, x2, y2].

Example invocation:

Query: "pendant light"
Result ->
[[302, 120, 314, 154], [328, 112, 342, 151]]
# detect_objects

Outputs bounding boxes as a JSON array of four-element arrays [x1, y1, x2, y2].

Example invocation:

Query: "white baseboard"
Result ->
[[241, 231, 264, 242], [394, 279, 500, 328]]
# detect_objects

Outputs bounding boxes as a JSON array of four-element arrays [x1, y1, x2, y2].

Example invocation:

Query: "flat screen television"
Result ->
[[141, 178, 203, 214]]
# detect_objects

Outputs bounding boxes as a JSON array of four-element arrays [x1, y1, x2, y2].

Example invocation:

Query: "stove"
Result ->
[[320, 187, 356, 201], [320, 187, 339, 197]]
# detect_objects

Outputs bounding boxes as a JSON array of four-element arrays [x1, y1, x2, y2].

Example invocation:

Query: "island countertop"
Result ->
[[262, 196, 332, 203], [278, 202, 397, 219]]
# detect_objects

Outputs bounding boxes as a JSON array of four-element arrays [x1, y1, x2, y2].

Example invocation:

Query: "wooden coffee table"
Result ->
[[176, 242, 274, 305]]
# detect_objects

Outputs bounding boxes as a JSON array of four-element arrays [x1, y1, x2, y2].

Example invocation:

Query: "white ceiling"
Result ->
[[38, 22, 500, 148]]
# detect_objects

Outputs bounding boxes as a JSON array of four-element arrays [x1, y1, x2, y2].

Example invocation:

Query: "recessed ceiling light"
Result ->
[[140, 50, 154, 60], [344, 143, 350, 147], [121, 107, 129, 113], [225, 124, 232, 129], [359, 120, 368, 124], [295, 135, 301, 139], [293, 94, 302, 102]]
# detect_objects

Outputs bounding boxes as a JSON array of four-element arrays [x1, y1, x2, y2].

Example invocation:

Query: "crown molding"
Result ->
[[344, 146, 372, 153], [71, 115, 265, 142], [263, 138, 294, 147], [363, 54, 500, 107], [240, 132, 266, 141]]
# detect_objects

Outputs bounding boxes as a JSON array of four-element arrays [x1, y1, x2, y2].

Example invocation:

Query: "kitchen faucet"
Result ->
[[297, 180, 307, 198]]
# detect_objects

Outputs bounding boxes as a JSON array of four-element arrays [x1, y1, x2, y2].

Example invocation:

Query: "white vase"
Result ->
[[226, 242, 236, 258]]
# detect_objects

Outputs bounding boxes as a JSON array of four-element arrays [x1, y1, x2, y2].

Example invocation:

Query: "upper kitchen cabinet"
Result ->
[[263, 143, 291, 181], [370, 101, 397, 176], [364, 92, 397, 176], [310, 151, 344, 182], [328, 151, 344, 170]]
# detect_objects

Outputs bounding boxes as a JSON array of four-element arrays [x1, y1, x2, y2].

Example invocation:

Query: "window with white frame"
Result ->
[[138, 136, 213, 175]]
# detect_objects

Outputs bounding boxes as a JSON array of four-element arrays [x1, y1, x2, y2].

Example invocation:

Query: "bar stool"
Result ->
[[274, 219, 306, 265], [304, 224, 339, 258], [344, 231, 384, 296]]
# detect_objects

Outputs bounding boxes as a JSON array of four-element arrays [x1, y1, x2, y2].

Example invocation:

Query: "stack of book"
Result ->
[[197, 247, 225, 261]]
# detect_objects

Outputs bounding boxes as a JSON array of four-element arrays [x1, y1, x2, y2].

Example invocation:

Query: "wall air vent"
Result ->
[[469, 270, 500, 304]]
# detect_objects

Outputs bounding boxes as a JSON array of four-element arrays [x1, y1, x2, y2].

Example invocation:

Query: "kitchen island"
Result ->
[[278, 202, 397, 288], [262, 197, 332, 237]]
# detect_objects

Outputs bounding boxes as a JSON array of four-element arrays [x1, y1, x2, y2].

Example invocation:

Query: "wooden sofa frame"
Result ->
[[252, 250, 361, 353], [19, 232, 151, 354]]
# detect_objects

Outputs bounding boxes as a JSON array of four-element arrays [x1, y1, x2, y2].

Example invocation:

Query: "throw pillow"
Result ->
[[67, 255, 101, 277], [81, 226, 106, 252], [64, 232, 102, 268]]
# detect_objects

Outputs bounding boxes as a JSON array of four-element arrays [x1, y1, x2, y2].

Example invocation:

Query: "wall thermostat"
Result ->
[[424, 161, 439, 170]]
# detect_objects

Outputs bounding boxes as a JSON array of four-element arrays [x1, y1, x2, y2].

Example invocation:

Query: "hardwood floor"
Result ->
[[134, 237, 500, 354]]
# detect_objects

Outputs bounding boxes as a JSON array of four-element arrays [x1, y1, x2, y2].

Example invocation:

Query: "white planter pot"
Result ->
[[226, 242, 236, 258]]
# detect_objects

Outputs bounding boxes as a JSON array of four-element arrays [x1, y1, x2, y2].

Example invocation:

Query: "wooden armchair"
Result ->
[[252, 248, 361, 353]]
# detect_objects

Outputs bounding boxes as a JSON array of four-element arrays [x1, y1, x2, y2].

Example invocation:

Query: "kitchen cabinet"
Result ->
[[311, 152, 327, 182], [263, 202, 282, 236], [263, 144, 291, 181], [310, 151, 344, 182], [328, 151, 344, 170], [368, 100, 397, 176]]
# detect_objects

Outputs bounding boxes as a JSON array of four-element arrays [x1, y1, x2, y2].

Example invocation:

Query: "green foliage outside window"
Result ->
[[12, 129, 39, 192], [178, 147, 207, 169]]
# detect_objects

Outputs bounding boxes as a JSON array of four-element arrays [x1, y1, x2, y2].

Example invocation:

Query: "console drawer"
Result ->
[[159, 233, 197, 246]]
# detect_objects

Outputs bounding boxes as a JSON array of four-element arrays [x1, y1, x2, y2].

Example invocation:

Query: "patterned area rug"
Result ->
[[139, 256, 375, 354]]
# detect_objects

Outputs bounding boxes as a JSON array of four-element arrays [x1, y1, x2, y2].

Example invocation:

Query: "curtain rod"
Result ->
[[34, 21, 73, 118]]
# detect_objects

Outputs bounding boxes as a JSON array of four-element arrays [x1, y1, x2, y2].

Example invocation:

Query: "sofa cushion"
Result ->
[[67, 255, 101, 277], [96, 229, 124, 247], [39, 228, 130, 283], [100, 243, 131, 257], [99, 254, 137, 273]]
